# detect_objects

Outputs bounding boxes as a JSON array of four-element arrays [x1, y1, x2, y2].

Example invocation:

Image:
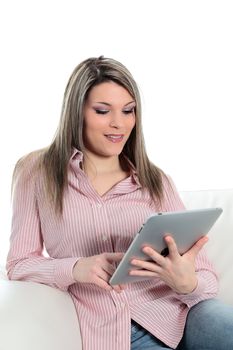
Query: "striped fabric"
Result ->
[[6, 149, 218, 350]]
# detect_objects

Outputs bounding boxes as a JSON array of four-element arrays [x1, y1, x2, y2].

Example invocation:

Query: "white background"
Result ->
[[0, 0, 232, 264]]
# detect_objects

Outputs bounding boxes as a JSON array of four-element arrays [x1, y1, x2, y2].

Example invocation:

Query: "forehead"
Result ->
[[86, 81, 134, 104]]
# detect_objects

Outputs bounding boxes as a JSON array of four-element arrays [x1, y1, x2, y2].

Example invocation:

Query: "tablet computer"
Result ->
[[109, 207, 223, 285]]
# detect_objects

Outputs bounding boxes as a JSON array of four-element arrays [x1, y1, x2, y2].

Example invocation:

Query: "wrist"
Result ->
[[177, 277, 198, 295], [72, 258, 83, 282]]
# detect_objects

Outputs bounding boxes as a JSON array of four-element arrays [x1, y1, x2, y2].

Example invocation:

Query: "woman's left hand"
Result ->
[[129, 235, 208, 294]]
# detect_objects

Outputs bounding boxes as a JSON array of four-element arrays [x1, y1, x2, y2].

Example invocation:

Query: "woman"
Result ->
[[7, 56, 233, 349]]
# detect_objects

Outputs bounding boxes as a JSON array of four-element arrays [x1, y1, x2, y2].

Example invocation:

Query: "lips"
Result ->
[[104, 134, 124, 143]]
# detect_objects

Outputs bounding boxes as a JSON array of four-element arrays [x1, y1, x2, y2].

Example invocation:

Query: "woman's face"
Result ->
[[83, 81, 136, 158]]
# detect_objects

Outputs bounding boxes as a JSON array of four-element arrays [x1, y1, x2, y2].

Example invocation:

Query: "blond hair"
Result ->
[[13, 56, 166, 213]]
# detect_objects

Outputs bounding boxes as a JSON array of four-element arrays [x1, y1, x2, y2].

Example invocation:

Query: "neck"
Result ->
[[82, 150, 122, 177]]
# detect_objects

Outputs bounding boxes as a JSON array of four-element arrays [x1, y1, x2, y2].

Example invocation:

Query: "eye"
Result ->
[[94, 109, 109, 115], [123, 108, 135, 115]]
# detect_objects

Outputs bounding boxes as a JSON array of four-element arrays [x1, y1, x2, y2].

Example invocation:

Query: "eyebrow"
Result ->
[[94, 101, 135, 107]]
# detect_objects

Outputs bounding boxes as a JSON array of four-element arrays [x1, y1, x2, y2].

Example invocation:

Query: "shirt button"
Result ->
[[102, 235, 108, 242], [97, 203, 102, 208]]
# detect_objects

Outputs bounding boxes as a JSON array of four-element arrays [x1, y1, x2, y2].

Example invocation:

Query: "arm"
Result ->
[[173, 244, 219, 307], [6, 157, 124, 293], [130, 174, 218, 305], [6, 159, 78, 292], [163, 174, 218, 301]]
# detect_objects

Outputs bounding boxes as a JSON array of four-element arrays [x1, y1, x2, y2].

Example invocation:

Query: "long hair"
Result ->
[[13, 56, 166, 213]]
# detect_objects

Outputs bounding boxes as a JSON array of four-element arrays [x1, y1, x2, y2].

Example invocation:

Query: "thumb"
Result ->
[[186, 236, 208, 259], [105, 252, 124, 262]]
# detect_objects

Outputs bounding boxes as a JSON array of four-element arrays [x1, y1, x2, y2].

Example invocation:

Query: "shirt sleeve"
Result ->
[[160, 174, 219, 306], [6, 159, 79, 292]]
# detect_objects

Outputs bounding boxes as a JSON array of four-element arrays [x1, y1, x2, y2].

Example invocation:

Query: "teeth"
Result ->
[[106, 135, 123, 138]]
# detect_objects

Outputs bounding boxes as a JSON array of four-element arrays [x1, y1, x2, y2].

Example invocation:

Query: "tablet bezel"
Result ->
[[109, 207, 223, 285]]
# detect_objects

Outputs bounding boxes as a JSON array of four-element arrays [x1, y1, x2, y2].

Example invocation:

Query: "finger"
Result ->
[[119, 284, 126, 290], [102, 253, 124, 280], [104, 252, 124, 263], [164, 235, 179, 258], [102, 262, 115, 276], [97, 268, 111, 282], [94, 270, 123, 292], [186, 236, 209, 258], [94, 276, 113, 291], [131, 258, 161, 273], [98, 265, 126, 292], [142, 246, 166, 267], [112, 285, 123, 293], [129, 268, 158, 277]]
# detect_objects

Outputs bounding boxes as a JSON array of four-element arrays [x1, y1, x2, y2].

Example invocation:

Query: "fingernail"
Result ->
[[143, 247, 149, 253]]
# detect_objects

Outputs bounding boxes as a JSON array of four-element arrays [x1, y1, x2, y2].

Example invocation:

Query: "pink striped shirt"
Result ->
[[6, 149, 218, 349]]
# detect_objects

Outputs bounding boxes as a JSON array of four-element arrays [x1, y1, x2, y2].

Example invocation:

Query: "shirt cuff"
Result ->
[[174, 276, 207, 307], [54, 257, 80, 291]]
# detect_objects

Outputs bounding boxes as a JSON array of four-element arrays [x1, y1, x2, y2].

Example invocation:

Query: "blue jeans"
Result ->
[[131, 299, 233, 349]]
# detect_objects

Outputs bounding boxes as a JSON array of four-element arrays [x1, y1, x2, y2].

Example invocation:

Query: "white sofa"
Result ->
[[0, 189, 232, 350]]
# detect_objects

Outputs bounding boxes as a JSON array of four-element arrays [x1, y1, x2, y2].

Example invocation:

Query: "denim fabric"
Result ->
[[131, 321, 172, 349], [131, 299, 233, 350], [177, 299, 233, 350]]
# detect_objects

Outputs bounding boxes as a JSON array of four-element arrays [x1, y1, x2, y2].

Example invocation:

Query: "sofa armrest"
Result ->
[[180, 189, 233, 306], [0, 280, 82, 350]]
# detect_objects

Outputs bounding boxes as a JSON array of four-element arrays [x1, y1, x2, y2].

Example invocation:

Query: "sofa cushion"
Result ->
[[0, 279, 82, 350], [180, 189, 233, 305]]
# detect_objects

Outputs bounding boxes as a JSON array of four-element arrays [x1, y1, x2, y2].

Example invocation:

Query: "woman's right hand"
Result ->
[[72, 252, 125, 293]]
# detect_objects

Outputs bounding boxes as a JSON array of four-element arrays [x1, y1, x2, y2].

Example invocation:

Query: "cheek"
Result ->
[[85, 113, 108, 130], [83, 117, 104, 136], [127, 117, 136, 132]]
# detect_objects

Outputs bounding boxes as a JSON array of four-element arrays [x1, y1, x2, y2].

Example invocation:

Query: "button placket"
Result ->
[[95, 202, 107, 241], [102, 235, 108, 242], [91, 201, 112, 248]]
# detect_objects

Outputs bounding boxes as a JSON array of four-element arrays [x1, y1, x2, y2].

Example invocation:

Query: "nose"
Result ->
[[109, 111, 124, 128]]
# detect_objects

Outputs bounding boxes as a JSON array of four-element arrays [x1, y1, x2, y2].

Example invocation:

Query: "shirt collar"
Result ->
[[70, 147, 141, 188], [70, 147, 84, 162]]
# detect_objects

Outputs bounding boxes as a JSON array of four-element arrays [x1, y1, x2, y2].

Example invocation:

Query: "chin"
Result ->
[[87, 142, 125, 158], [100, 148, 124, 157], [102, 151, 122, 157]]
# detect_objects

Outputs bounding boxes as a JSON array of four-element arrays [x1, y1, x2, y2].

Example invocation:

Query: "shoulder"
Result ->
[[161, 173, 177, 194], [13, 149, 44, 187], [161, 173, 185, 211]]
